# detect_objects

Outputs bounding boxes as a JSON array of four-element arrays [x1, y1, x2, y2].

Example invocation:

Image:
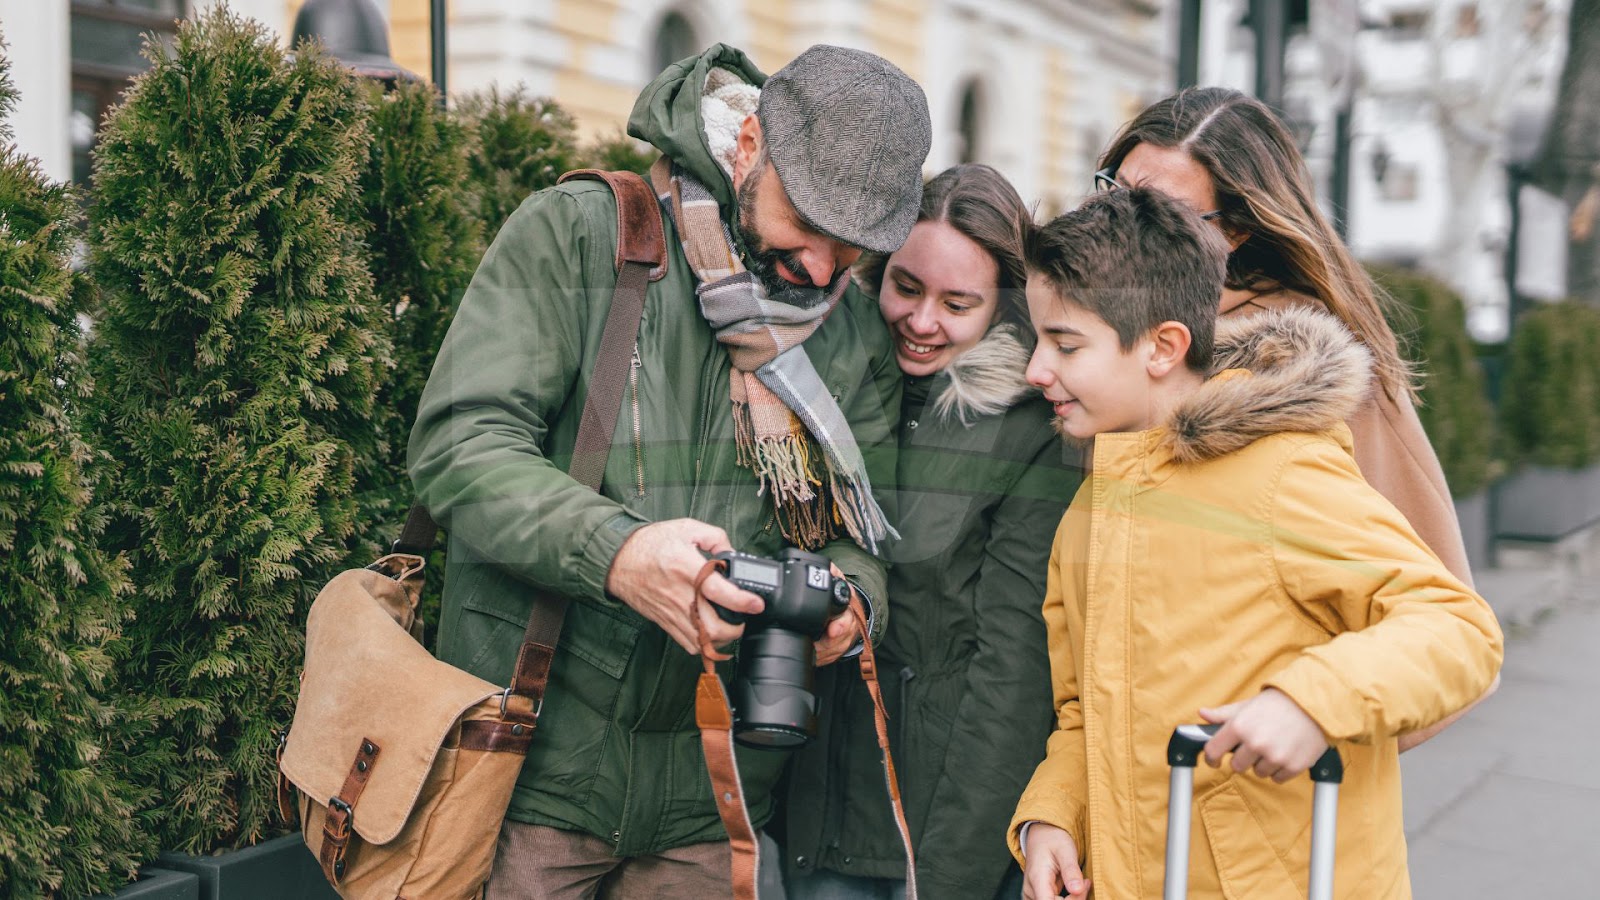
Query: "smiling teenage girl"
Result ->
[[783, 165, 1081, 900]]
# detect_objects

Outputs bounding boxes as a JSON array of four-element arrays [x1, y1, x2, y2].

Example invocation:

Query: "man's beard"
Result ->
[[735, 168, 835, 305]]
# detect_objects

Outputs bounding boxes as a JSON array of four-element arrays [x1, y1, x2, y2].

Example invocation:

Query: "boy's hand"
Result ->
[[1199, 688, 1329, 783], [1022, 823, 1091, 900]]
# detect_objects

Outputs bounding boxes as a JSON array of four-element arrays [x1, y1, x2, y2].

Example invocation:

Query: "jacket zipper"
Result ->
[[897, 666, 916, 753], [630, 342, 646, 500]]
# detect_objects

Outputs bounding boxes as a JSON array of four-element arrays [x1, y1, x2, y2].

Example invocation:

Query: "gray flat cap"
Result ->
[[758, 45, 932, 254]]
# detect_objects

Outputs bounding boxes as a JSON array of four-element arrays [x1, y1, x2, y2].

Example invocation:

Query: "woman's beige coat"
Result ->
[[1220, 287, 1474, 585]]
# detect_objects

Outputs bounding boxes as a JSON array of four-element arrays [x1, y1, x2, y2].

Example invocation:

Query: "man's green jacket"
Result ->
[[408, 44, 900, 855]]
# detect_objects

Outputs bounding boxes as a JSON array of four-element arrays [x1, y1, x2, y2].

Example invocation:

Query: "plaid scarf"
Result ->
[[651, 157, 895, 554]]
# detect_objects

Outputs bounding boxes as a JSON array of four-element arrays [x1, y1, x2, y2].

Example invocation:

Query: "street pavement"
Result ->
[[1401, 573, 1600, 898]]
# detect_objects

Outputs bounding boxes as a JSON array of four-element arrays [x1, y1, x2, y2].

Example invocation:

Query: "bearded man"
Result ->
[[408, 43, 930, 899]]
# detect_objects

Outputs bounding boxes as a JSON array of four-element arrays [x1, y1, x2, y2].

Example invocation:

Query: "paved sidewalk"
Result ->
[[1401, 582, 1600, 898]]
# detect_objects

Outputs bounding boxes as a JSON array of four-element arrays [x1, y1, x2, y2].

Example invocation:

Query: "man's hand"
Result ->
[[1200, 688, 1329, 783], [1022, 823, 1091, 900], [813, 612, 859, 667], [604, 519, 765, 655]]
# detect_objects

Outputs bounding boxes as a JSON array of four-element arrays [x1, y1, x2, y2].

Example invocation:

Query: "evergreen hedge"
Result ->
[[1370, 265, 1497, 496], [586, 130, 656, 177], [0, 48, 148, 898], [83, 11, 389, 853], [458, 87, 586, 240], [358, 79, 482, 635], [1499, 300, 1600, 469]]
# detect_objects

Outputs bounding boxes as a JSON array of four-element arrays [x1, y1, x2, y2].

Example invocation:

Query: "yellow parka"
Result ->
[[1008, 308, 1503, 899]]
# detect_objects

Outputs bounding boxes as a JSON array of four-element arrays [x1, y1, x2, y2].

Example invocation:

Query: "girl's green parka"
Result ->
[[783, 325, 1082, 898]]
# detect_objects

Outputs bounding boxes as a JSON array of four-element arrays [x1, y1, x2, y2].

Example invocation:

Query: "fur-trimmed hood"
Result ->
[[1165, 306, 1372, 463], [930, 323, 1035, 425]]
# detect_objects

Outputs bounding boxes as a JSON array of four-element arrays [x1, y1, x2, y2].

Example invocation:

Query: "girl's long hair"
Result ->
[[856, 163, 1033, 332], [1100, 87, 1415, 399]]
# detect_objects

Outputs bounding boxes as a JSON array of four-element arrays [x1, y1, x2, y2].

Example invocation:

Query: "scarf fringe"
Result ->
[[664, 157, 897, 556]]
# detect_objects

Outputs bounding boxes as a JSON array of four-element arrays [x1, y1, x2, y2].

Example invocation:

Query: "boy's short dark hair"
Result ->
[[1025, 186, 1228, 371]]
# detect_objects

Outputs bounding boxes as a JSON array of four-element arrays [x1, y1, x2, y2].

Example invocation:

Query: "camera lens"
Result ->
[[730, 628, 817, 749]]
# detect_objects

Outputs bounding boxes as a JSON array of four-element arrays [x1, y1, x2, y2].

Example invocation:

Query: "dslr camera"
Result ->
[[710, 547, 853, 749]]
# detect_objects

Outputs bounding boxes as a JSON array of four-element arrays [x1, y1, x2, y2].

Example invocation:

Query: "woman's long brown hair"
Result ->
[[1100, 87, 1415, 399]]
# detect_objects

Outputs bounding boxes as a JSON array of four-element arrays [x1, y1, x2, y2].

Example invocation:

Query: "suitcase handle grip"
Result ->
[[1166, 724, 1343, 784]]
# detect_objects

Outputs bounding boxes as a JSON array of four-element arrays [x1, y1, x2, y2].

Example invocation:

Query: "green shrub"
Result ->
[[585, 129, 656, 177], [1499, 300, 1600, 468], [457, 87, 585, 241], [83, 11, 389, 853], [0, 47, 148, 898], [357, 79, 482, 635], [1370, 264, 1497, 495]]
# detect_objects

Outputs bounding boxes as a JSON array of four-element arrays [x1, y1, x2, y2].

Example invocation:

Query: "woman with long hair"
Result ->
[[782, 164, 1081, 900], [1094, 86, 1493, 749]]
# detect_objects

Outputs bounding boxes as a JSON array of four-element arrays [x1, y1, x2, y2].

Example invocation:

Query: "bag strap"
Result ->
[[394, 169, 667, 719], [691, 560, 918, 900]]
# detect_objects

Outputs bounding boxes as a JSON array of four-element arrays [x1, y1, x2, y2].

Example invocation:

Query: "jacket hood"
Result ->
[[931, 323, 1035, 425], [1165, 306, 1372, 463], [627, 44, 766, 211]]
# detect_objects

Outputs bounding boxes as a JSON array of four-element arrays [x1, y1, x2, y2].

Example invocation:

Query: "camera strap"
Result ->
[[690, 560, 918, 900], [843, 586, 919, 899], [692, 559, 762, 900]]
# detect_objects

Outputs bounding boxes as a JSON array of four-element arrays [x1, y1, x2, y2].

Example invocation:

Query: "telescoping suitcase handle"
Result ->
[[1163, 724, 1343, 900]]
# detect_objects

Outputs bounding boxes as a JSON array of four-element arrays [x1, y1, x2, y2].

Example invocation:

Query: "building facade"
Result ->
[[5, 0, 1178, 216], [1343, 0, 1570, 340], [12, 0, 1564, 338]]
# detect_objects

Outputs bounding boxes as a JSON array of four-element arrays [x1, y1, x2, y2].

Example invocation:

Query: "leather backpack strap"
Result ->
[[390, 168, 668, 563], [503, 169, 667, 715]]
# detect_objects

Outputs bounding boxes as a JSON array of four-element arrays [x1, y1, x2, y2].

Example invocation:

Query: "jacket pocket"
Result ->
[[460, 578, 642, 680], [1197, 780, 1302, 900], [465, 594, 642, 810]]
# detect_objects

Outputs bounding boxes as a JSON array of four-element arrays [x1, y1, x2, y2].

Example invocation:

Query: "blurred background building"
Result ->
[[3, 0, 1580, 335]]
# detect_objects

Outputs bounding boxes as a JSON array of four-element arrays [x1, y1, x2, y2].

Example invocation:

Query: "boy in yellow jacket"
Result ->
[[1008, 186, 1503, 900]]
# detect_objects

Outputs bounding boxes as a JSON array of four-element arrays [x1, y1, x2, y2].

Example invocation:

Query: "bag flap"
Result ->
[[282, 567, 502, 845]]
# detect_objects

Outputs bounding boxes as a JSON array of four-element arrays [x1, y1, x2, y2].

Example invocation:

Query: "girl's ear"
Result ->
[[1146, 320, 1194, 377]]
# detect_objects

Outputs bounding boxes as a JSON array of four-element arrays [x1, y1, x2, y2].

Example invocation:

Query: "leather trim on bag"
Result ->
[[320, 738, 381, 884], [557, 169, 668, 281], [460, 719, 536, 754]]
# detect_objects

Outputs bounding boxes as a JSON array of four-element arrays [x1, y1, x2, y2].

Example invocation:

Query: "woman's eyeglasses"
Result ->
[[1093, 168, 1224, 222]]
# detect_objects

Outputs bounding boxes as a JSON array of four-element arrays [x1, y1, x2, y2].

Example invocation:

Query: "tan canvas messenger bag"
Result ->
[[276, 169, 666, 899]]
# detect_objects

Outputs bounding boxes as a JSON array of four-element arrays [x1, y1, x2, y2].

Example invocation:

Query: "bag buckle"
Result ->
[[499, 690, 543, 721]]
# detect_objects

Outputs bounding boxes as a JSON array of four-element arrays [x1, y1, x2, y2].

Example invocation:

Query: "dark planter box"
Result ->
[[1494, 463, 1600, 542], [1454, 489, 1491, 573], [157, 834, 338, 900], [100, 868, 200, 900]]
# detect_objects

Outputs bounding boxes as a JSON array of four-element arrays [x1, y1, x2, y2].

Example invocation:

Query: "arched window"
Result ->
[[653, 11, 699, 75], [958, 79, 983, 164]]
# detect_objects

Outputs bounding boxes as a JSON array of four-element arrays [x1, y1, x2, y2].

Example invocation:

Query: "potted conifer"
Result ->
[[1495, 300, 1600, 543], [81, 11, 382, 897], [0, 42, 152, 900]]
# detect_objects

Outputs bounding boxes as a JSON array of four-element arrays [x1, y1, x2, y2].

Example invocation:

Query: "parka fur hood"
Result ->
[[932, 323, 1035, 425], [1166, 305, 1373, 463]]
